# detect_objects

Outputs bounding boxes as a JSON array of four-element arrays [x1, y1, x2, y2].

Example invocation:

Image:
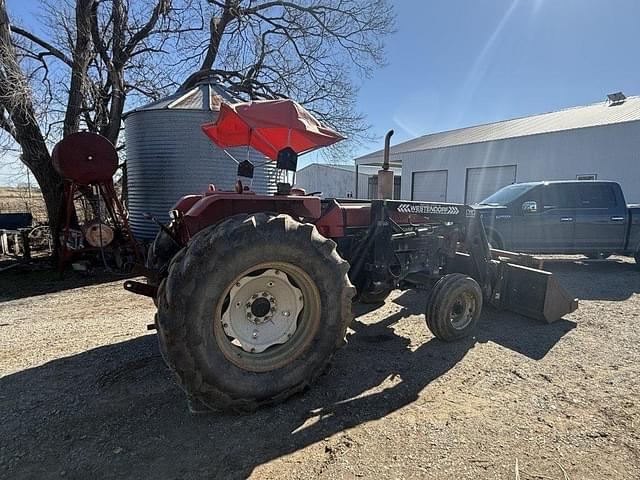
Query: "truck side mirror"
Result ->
[[522, 200, 538, 214]]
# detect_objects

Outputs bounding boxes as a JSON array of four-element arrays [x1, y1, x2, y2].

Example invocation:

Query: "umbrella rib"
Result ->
[[250, 127, 280, 160]]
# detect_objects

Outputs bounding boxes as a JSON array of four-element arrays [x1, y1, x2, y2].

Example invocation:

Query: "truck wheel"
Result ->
[[425, 274, 482, 342], [585, 252, 611, 260], [157, 213, 354, 412]]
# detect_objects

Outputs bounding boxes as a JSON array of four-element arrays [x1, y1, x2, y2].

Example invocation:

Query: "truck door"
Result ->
[[572, 183, 627, 252], [540, 183, 580, 252], [512, 184, 578, 252]]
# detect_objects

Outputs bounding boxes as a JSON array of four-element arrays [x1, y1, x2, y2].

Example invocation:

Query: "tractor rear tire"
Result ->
[[147, 228, 181, 273], [425, 273, 482, 342], [156, 213, 354, 412], [147, 228, 181, 306]]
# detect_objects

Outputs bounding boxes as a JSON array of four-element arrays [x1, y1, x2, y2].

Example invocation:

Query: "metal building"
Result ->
[[295, 163, 363, 198], [124, 78, 276, 240], [355, 93, 640, 204], [295, 163, 401, 199]]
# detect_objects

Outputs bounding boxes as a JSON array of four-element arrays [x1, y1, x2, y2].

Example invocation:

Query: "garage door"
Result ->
[[465, 165, 516, 204], [411, 170, 448, 201]]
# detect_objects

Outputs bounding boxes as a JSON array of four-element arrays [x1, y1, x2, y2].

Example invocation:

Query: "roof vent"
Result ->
[[607, 91, 626, 106]]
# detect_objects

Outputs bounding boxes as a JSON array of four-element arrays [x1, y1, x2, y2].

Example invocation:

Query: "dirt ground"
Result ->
[[1, 256, 639, 479]]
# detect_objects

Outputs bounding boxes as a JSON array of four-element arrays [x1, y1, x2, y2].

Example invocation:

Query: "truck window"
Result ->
[[540, 184, 578, 209], [575, 184, 617, 208], [479, 183, 536, 205]]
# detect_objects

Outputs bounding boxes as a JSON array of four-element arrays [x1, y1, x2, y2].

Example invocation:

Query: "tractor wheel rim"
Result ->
[[449, 292, 476, 330], [222, 268, 304, 353], [215, 262, 321, 372]]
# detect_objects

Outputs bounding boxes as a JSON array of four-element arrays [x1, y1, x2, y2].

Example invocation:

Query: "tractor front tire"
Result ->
[[425, 274, 482, 342], [157, 213, 354, 412]]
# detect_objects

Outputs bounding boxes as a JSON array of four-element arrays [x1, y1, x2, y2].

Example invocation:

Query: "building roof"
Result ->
[[356, 95, 640, 164]]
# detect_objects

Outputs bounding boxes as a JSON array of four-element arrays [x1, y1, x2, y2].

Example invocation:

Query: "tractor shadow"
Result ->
[[0, 291, 575, 479], [0, 266, 132, 302]]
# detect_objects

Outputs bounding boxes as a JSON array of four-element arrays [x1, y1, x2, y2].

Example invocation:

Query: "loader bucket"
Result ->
[[499, 263, 578, 323]]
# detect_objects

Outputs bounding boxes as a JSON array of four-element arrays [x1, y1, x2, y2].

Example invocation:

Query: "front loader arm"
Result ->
[[341, 199, 578, 323]]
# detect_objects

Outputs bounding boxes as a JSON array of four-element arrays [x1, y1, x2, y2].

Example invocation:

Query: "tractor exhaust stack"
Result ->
[[377, 130, 394, 199]]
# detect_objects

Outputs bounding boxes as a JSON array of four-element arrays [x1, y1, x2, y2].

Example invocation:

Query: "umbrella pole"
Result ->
[[246, 144, 254, 191], [222, 149, 240, 165]]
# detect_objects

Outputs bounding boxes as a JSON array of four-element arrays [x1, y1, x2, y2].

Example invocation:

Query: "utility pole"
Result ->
[[20, 153, 31, 198]]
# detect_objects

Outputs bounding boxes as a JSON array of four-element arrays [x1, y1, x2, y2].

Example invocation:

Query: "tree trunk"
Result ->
[[63, 0, 93, 137], [0, 0, 65, 253], [200, 1, 236, 70], [20, 143, 65, 253]]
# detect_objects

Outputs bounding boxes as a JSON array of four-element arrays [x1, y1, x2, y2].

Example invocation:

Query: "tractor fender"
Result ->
[[179, 192, 322, 240]]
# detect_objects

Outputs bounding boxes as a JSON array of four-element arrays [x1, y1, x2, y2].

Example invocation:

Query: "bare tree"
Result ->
[[0, 0, 393, 246], [0, 0, 192, 245], [185, 0, 394, 157], [0, 0, 62, 237]]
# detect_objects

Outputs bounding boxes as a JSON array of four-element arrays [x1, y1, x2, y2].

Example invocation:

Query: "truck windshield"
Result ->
[[478, 184, 536, 206]]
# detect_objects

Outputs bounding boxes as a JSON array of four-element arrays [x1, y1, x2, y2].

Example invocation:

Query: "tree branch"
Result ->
[[124, 0, 170, 58], [10, 25, 73, 67]]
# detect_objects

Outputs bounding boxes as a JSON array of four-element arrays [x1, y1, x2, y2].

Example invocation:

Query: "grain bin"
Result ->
[[124, 77, 276, 240]]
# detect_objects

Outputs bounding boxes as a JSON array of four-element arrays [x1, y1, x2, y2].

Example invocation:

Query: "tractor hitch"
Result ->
[[123, 280, 157, 298]]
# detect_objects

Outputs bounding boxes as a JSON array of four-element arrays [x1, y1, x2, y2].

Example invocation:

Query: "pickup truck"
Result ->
[[474, 180, 640, 262]]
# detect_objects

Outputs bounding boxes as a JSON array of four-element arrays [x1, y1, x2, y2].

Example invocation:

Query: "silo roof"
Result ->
[[124, 80, 238, 116], [356, 95, 640, 165]]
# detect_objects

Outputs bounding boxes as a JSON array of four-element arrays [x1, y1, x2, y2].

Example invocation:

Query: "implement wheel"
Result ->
[[157, 213, 354, 412], [425, 274, 482, 341]]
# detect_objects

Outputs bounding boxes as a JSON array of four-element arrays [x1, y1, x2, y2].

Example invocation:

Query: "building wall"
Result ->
[[295, 164, 368, 198], [398, 120, 640, 204], [356, 171, 369, 199]]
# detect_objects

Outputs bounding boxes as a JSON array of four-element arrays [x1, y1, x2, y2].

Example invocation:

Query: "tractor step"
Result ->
[[123, 280, 157, 298]]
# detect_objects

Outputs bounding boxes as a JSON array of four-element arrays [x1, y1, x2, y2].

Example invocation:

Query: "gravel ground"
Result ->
[[1, 256, 639, 479]]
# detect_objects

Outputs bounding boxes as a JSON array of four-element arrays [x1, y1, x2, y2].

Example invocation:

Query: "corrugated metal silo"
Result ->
[[125, 77, 276, 240]]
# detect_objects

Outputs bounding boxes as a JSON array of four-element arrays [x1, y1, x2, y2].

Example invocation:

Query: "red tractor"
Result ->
[[124, 99, 578, 412]]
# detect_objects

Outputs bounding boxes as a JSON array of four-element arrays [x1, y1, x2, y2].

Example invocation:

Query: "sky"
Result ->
[[2, 0, 640, 184], [354, 0, 640, 159]]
